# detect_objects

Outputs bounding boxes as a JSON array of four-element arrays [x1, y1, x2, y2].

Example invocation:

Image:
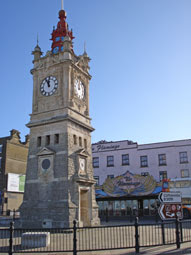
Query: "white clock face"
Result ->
[[40, 76, 58, 96], [74, 79, 85, 99], [79, 158, 85, 172]]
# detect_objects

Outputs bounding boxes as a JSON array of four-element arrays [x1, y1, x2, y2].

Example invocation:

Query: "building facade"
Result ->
[[92, 139, 191, 219], [92, 139, 191, 185], [0, 130, 29, 214]]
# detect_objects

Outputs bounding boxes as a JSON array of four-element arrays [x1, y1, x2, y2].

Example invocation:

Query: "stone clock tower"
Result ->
[[20, 8, 100, 228]]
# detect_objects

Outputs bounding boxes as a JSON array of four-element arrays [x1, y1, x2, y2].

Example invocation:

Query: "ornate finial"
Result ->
[[37, 33, 39, 46], [61, 0, 64, 10], [84, 41, 87, 54]]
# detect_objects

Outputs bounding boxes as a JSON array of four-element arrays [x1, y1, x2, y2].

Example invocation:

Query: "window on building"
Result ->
[[158, 154, 166, 166], [140, 156, 148, 167], [0, 157, 1, 169], [84, 139, 87, 149], [73, 135, 77, 145], [94, 176, 99, 185], [107, 156, 114, 167], [93, 157, 99, 168], [181, 169, 189, 178], [0, 145, 2, 153], [46, 135, 50, 146], [159, 171, 167, 181], [54, 134, 59, 144], [141, 172, 149, 177], [37, 137, 41, 147], [107, 175, 114, 179], [122, 154, 129, 165], [179, 152, 188, 163]]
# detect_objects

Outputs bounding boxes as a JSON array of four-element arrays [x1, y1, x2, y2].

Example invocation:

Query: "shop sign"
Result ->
[[159, 203, 183, 220], [92, 143, 120, 152], [158, 192, 182, 204]]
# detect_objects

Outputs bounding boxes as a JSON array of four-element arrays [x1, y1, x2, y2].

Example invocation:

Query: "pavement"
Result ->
[[67, 243, 191, 254]]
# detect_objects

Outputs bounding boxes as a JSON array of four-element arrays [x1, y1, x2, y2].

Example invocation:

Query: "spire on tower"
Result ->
[[37, 33, 39, 46], [61, 0, 64, 10], [84, 41, 87, 54]]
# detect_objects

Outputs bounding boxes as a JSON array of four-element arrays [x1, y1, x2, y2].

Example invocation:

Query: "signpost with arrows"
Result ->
[[158, 192, 183, 220]]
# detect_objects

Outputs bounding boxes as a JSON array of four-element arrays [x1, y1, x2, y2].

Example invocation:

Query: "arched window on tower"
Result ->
[[73, 135, 77, 145], [79, 137, 82, 147]]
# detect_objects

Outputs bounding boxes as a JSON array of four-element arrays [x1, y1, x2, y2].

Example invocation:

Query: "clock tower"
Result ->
[[20, 7, 100, 228]]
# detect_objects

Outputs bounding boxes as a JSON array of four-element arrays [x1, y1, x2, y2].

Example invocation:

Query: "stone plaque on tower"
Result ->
[[20, 7, 100, 228]]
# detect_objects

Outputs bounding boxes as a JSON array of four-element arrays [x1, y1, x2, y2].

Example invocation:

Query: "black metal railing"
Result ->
[[0, 218, 190, 254]]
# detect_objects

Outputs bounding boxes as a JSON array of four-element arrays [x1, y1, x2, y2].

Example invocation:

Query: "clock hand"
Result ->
[[46, 79, 50, 88]]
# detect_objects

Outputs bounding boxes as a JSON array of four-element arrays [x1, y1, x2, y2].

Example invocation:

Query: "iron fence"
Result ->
[[0, 218, 190, 254]]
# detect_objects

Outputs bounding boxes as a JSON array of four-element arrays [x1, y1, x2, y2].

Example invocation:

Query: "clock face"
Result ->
[[40, 76, 58, 96], [74, 79, 85, 99], [79, 158, 86, 173]]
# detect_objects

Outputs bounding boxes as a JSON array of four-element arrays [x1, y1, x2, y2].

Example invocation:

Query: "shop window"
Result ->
[[141, 172, 149, 177], [107, 156, 114, 167], [94, 176, 99, 185], [132, 200, 138, 216], [181, 169, 189, 178], [108, 201, 114, 216], [143, 200, 149, 215], [122, 154, 129, 165], [159, 171, 167, 181], [114, 201, 121, 216], [140, 156, 148, 167], [73, 135, 77, 145], [37, 137, 41, 147], [107, 175, 114, 179], [149, 199, 157, 216], [126, 200, 132, 215], [0, 145, 2, 153], [46, 135, 50, 146], [179, 152, 188, 163], [97, 201, 104, 216], [158, 154, 166, 166], [54, 134, 59, 144], [93, 157, 99, 168]]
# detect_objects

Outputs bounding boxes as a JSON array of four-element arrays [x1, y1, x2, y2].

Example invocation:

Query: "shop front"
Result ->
[[95, 171, 162, 220]]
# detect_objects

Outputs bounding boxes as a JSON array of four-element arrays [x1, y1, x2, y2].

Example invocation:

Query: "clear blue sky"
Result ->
[[1, 0, 191, 144]]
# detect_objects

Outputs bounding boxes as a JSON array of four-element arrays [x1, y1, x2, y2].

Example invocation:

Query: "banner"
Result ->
[[7, 173, 26, 193]]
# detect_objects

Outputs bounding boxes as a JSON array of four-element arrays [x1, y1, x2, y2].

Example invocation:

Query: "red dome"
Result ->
[[51, 10, 74, 54]]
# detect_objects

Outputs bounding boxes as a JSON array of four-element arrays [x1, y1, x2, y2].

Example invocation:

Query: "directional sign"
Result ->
[[158, 192, 182, 204], [158, 204, 183, 220]]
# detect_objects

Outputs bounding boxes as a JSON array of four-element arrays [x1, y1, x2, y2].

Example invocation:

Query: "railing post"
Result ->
[[179, 220, 183, 243], [9, 221, 14, 255], [161, 220, 165, 245], [13, 209, 15, 222], [134, 217, 139, 253], [73, 220, 77, 255], [175, 217, 180, 249]]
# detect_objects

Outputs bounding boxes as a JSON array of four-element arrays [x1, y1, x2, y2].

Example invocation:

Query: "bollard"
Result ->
[[9, 221, 14, 255], [134, 217, 139, 253], [175, 217, 180, 249], [73, 220, 77, 255]]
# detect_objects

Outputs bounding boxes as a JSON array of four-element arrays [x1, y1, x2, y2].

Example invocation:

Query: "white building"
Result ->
[[92, 139, 191, 185]]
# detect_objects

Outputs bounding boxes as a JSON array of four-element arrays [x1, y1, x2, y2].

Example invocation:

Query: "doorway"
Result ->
[[80, 189, 90, 226]]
